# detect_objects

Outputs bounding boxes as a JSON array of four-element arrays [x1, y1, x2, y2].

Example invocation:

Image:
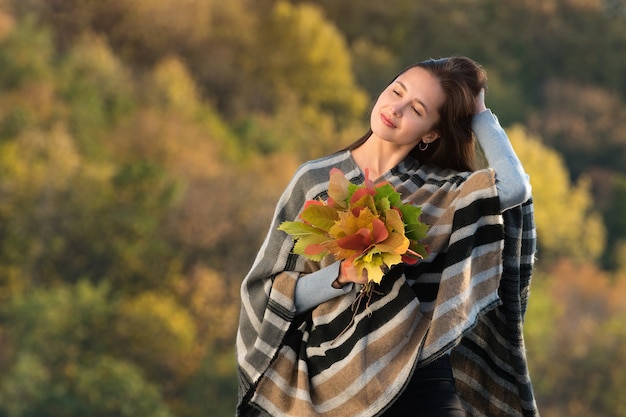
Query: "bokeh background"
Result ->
[[0, 0, 625, 416]]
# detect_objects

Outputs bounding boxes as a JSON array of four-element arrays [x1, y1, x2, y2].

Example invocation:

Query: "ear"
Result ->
[[421, 130, 440, 144]]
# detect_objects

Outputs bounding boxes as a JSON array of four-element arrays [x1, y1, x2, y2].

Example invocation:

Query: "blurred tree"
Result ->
[[0, 125, 181, 295], [151, 56, 201, 118], [114, 291, 198, 392], [175, 265, 239, 349], [252, 1, 368, 123], [350, 37, 398, 103], [0, 15, 53, 91], [58, 32, 136, 157], [601, 175, 626, 270], [528, 80, 626, 178], [179, 350, 238, 417], [0, 18, 61, 139], [171, 268, 242, 415], [0, 282, 174, 417], [525, 260, 626, 416], [506, 125, 606, 262], [0, 124, 84, 291]]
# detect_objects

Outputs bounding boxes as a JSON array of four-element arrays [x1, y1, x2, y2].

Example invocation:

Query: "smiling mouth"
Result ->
[[380, 113, 396, 128]]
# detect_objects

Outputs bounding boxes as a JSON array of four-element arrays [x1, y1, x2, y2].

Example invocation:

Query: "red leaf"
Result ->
[[305, 243, 328, 256], [350, 187, 376, 205], [302, 199, 324, 210], [336, 228, 371, 250], [402, 254, 420, 265], [371, 217, 389, 243]]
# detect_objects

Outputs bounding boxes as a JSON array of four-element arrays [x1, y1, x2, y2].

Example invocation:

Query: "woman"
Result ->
[[236, 56, 539, 417]]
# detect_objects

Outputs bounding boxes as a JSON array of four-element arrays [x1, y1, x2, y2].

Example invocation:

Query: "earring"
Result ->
[[418, 141, 429, 151]]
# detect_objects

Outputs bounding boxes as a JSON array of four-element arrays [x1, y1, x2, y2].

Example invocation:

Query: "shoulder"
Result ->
[[295, 151, 353, 178], [409, 165, 497, 202], [277, 151, 355, 209], [418, 164, 493, 184], [466, 168, 498, 194], [288, 151, 355, 197]]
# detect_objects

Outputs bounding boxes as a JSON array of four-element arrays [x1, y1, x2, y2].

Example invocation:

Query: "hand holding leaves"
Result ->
[[278, 168, 429, 290]]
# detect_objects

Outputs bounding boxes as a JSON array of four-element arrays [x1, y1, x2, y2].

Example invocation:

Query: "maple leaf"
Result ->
[[373, 183, 401, 209], [356, 253, 385, 284], [374, 231, 410, 255], [325, 208, 381, 260]]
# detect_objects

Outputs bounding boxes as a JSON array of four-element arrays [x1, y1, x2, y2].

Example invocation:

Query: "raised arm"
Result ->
[[473, 90, 531, 211]]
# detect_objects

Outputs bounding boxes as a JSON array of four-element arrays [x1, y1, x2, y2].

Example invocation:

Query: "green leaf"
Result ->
[[299, 204, 338, 231], [398, 203, 422, 224], [374, 183, 402, 207], [278, 220, 323, 237], [405, 221, 429, 241], [346, 182, 360, 201]]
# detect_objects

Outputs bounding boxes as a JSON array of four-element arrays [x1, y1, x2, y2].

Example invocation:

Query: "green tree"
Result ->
[[0, 126, 181, 294], [0, 18, 60, 139], [0, 282, 175, 417], [58, 31, 136, 157]]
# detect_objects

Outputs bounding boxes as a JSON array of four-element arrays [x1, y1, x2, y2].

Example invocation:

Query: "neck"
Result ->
[[350, 134, 413, 180]]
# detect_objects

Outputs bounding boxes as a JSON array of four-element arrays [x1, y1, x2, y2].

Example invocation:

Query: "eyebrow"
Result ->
[[396, 81, 429, 114]]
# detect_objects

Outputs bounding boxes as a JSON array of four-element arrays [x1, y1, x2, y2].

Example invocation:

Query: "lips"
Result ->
[[380, 113, 396, 128]]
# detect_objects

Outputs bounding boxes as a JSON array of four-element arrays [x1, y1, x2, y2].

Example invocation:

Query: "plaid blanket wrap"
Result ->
[[236, 150, 539, 417]]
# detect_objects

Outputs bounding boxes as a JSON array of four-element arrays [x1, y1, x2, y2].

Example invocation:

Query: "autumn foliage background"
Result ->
[[1, 0, 626, 416]]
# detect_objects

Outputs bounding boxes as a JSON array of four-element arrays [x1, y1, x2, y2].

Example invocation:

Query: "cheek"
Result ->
[[403, 119, 424, 138]]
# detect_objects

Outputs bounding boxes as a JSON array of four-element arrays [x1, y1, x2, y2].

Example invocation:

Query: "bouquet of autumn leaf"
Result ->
[[278, 168, 430, 300]]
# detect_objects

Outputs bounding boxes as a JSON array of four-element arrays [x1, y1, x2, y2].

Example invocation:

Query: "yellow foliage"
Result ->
[[117, 291, 196, 352], [263, 1, 368, 121], [0, 124, 81, 192], [506, 125, 606, 261], [151, 56, 199, 116], [110, 108, 223, 179], [176, 266, 240, 346], [115, 291, 198, 380], [63, 32, 131, 91]]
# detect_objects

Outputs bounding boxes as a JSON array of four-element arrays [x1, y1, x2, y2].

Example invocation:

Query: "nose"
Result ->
[[389, 106, 400, 116]]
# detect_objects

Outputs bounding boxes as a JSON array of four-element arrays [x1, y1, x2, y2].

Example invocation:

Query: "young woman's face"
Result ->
[[369, 66, 445, 148]]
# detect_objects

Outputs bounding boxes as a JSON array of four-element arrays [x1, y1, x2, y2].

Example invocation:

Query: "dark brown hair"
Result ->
[[344, 56, 488, 172]]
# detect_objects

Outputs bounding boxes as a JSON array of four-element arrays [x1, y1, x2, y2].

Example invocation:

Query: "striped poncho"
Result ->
[[236, 150, 539, 417]]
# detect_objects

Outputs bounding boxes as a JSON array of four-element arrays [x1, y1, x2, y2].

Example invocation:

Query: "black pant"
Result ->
[[380, 355, 466, 417]]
